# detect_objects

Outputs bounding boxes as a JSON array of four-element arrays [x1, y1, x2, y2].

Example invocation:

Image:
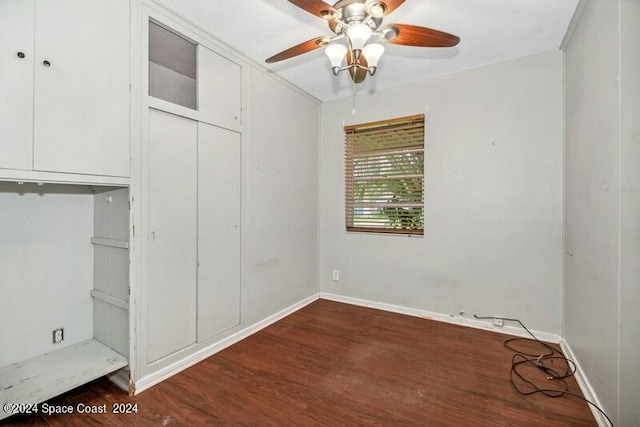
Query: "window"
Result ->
[[345, 114, 425, 235]]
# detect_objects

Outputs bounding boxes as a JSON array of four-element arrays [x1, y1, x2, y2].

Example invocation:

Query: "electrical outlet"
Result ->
[[332, 270, 340, 281], [52, 328, 64, 344], [492, 318, 504, 327]]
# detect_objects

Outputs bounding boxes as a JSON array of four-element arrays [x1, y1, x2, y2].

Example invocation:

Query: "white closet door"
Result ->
[[33, 0, 130, 177], [198, 46, 242, 131], [197, 122, 241, 341], [0, 0, 34, 170], [147, 109, 197, 362]]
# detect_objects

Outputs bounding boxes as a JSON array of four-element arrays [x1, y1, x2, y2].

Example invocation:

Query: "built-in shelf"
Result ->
[[90, 237, 129, 249], [91, 289, 129, 310], [0, 339, 127, 420]]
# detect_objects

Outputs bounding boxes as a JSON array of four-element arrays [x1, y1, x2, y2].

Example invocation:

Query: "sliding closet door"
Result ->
[[197, 122, 241, 341], [147, 109, 197, 362]]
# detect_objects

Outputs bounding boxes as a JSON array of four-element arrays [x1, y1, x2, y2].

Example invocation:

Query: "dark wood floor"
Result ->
[[3, 300, 596, 426]]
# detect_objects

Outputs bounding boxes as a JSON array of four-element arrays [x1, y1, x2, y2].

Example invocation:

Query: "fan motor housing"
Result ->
[[331, 1, 382, 35]]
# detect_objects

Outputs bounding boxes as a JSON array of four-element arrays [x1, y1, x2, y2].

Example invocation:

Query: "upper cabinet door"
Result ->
[[0, 0, 35, 171], [198, 46, 242, 131], [33, 0, 130, 177]]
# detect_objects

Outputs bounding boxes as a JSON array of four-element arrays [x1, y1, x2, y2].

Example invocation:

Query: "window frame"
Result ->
[[344, 114, 425, 236]]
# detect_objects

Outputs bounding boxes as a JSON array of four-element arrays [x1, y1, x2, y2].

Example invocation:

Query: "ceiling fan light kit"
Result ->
[[326, 44, 348, 74], [346, 22, 372, 50], [266, 0, 460, 84], [361, 43, 384, 73]]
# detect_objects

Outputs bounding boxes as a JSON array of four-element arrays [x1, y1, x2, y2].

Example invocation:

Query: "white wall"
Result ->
[[0, 183, 94, 367], [564, 0, 619, 417], [564, 0, 640, 424], [618, 1, 640, 424], [243, 67, 320, 324], [319, 51, 564, 334]]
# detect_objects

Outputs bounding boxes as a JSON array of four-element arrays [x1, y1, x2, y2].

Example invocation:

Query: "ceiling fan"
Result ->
[[266, 0, 460, 84]]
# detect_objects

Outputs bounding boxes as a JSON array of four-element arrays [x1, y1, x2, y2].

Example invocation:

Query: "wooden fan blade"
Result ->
[[386, 23, 460, 47], [288, 0, 338, 19], [347, 50, 368, 84], [380, 0, 406, 15], [266, 36, 327, 63]]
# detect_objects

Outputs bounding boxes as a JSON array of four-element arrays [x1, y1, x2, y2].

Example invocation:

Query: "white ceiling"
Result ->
[[156, 0, 579, 101]]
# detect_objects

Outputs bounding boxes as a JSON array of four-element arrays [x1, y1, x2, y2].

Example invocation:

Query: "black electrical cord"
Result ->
[[473, 315, 614, 427]]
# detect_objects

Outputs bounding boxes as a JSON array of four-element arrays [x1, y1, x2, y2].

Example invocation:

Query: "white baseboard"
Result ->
[[559, 339, 611, 427], [134, 293, 320, 394], [319, 293, 562, 343], [133, 292, 565, 396]]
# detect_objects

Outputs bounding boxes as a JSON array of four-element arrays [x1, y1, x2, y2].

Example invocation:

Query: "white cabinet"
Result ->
[[147, 18, 242, 132], [146, 111, 242, 362], [0, 0, 34, 170], [198, 46, 242, 131], [147, 109, 198, 363], [143, 15, 243, 369], [0, 0, 130, 178], [33, 0, 130, 177], [197, 123, 241, 341]]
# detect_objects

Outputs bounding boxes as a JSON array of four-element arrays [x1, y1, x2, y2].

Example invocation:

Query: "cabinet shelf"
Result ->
[[0, 339, 127, 420], [91, 237, 129, 249], [91, 289, 129, 311]]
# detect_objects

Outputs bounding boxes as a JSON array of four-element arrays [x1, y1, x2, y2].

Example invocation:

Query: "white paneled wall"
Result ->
[[242, 67, 320, 325], [564, 0, 640, 424]]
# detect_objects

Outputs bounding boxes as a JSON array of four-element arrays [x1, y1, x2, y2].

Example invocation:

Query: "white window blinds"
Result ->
[[345, 114, 425, 235]]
